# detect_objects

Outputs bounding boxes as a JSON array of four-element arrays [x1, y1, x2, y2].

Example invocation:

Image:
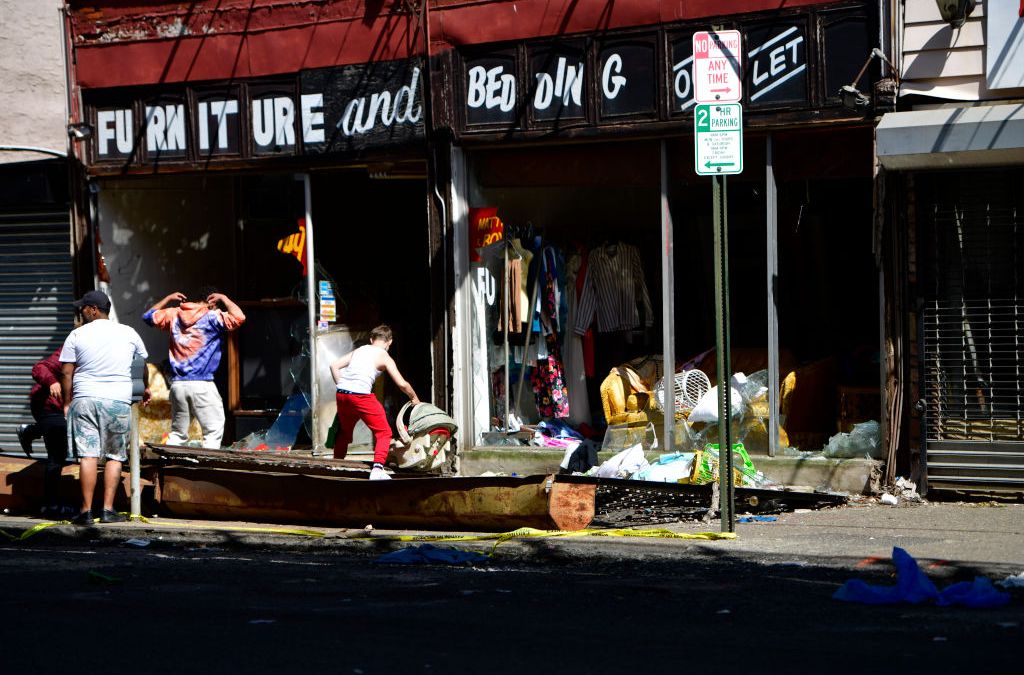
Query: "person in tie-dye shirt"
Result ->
[[143, 289, 245, 448]]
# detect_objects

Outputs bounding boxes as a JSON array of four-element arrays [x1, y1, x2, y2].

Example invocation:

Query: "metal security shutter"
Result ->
[[920, 170, 1024, 494], [0, 209, 75, 451]]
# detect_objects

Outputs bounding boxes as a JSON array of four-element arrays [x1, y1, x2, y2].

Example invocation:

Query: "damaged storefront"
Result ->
[[64, 2, 440, 457], [436, 0, 885, 485], [876, 1, 1024, 495]]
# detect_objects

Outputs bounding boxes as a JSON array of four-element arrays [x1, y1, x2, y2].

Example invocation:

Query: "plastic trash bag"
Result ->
[[689, 384, 744, 424], [595, 443, 649, 479], [633, 452, 696, 483], [824, 420, 881, 459], [833, 547, 1010, 607]]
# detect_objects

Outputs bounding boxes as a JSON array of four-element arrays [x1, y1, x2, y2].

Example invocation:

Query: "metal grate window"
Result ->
[[919, 170, 1024, 493]]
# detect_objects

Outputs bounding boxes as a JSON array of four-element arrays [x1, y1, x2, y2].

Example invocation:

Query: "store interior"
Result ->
[[98, 169, 432, 449], [466, 127, 879, 457]]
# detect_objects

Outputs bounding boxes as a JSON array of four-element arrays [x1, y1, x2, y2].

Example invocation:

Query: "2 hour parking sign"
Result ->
[[694, 103, 743, 175]]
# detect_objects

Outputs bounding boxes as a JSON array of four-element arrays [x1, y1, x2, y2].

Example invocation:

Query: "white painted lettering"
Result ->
[[673, 56, 694, 107], [252, 98, 275, 146], [769, 45, 786, 76], [467, 66, 488, 108], [145, 104, 185, 152], [198, 102, 210, 150], [115, 110, 133, 153], [602, 53, 627, 99], [211, 100, 238, 149], [341, 98, 368, 136], [273, 97, 295, 146], [97, 110, 117, 155], [339, 67, 423, 136], [394, 67, 422, 124], [752, 60, 769, 86], [534, 72, 554, 109], [301, 93, 325, 143], [534, 58, 584, 111], [372, 91, 395, 126], [468, 65, 515, 113]]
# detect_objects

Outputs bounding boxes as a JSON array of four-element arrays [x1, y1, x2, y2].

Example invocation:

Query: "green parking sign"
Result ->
[[694, 103, 743, 175]]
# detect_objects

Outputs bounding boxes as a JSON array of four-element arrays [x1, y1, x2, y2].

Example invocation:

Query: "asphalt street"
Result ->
[[1, 501, 1022, 673]]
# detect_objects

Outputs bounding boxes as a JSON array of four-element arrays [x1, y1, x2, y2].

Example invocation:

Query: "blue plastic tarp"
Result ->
[[833, 547, 1011, 608], [374, 544, 489, 565]]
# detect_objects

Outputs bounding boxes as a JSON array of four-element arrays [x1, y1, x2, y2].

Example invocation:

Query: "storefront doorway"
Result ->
[[95, 168, 433, 451]]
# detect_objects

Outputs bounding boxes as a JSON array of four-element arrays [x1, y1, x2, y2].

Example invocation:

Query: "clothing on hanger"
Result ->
[[574, 241, 654, 334]]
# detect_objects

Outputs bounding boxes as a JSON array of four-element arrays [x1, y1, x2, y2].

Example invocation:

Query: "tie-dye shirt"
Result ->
[[142, 302, 244, 381]]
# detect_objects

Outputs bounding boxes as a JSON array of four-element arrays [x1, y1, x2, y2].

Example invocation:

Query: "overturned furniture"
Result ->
[[149, 445, 593, 531]]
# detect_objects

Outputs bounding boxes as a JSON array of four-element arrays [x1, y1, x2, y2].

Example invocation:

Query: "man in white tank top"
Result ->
[[330, 325, 419, 480]]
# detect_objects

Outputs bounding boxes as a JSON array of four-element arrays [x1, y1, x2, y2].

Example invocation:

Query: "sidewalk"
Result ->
[[3, 501, 1022, 573]]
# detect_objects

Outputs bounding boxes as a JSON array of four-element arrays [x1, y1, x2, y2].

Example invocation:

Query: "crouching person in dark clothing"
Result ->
[[16, 348, 74, 519]]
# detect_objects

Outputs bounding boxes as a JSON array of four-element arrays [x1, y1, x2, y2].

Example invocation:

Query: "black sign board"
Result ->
[[194, 86, 242, 159], [464, 53, 519, 127], [300, 59, 425, 154], [669, 35, 697, 115], [745, 21, 808, 107], [598, 40, 656, 119], [450, 4, 871, 137], [85, 57, 425, 167], [529, 42, 587, 122], [141, 94, 189, 162]]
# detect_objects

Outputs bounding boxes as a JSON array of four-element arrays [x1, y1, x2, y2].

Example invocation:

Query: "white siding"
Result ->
[[900, 0, 1024, 101]]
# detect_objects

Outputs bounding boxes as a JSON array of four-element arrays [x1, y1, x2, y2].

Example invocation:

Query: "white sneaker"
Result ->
[[369, 466, 392, 481]]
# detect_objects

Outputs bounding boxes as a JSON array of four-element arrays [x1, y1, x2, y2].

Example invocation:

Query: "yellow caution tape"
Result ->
[[0, 521, 64, 542], [126, 514, 326, 538], [4, 517, 733, 549]]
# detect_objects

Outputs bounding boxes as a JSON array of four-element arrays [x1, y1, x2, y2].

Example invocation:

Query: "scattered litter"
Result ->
[[824, 420, 881, 459], [737, 515, 777, 523], [124, 538, 151, 548], [594, 444, 649, 479], [997, 572, 1024, 589], [364, 525, 373, 533], [775, 561, 810, 568], [248, 619, 276, 624], [833, 547, 1011, 608], [880, 493, 898, 506], [374, 544, 489, 565], [87, 571, 122, 585]]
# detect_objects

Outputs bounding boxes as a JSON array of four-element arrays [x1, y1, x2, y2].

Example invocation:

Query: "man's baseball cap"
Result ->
[[73, 289, 111, 312]]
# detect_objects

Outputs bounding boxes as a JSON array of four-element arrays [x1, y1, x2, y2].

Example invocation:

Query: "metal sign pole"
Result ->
[[301, 173, 319, 449], [659, 140, 676, 453], [712, 174, 735, 532], [129, 402, 140, 517]]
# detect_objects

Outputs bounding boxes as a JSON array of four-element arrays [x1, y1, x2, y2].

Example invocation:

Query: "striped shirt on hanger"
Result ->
[[574, 242, 654, 334]]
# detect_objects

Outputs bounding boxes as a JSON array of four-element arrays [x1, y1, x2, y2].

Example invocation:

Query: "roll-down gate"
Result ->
[[0, 207, 75, 452], [919, 170, 1024, 494]]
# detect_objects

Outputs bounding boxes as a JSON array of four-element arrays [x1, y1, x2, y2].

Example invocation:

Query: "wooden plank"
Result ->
[[157, 469, 596, 531]]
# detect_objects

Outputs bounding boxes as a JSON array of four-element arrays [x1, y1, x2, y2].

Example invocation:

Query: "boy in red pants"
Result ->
[[330, 325, 419, 480]]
